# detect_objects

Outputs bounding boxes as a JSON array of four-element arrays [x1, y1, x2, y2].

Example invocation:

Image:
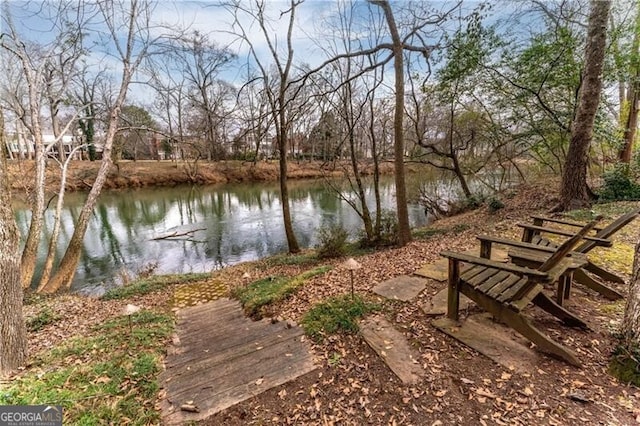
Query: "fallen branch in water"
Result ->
[[151, 227, 206, 240]]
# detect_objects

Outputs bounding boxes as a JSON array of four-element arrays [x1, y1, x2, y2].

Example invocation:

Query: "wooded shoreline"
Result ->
[[7, 159, 399, 194]]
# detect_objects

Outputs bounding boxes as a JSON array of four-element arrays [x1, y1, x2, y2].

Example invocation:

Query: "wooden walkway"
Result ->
[[160, 298, 317, 424]]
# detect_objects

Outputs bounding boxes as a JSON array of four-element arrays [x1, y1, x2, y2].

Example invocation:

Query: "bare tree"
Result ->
[[167, 30, 235, 160], [228, 0, 303, 253], [369, 0, 412, 245], [0, 108, 26, 377], [43, 0, 164, 292], [556, 0, 610, 211], [618, 2, 640, 163], [1, 2, 68, 288]]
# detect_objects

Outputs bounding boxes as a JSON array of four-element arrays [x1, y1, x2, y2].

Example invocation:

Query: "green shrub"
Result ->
[[377, 209, 400, 246], [26, 307, 61, 332], [101, 273, 210, 300], [233, 266, 332, 317], [316, 223, 349, 259], [609, 336, 640, 387], [488, 197, 505, 213], [598, 165, 640, 201], [301, 294, 380, 342]]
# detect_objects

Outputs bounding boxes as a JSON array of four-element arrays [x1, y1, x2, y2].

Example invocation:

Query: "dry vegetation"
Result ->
[[12, 176, 640, 425]]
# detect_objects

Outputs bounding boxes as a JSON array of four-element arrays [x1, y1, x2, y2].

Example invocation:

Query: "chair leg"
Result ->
[[462, 286, 582, 367], [574, 268, 624, 300], [584, 261, 625, 284], [532, 293, 589, 329], [447, 259, 460, 321], [503, 308, 582, 367]]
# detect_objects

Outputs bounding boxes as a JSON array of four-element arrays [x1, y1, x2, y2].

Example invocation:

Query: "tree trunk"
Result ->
[[37, 147, 81, 292], [557, 0, 610, 211], [374, 0, 411, 245], [0, 110, 27, 377], [279, 110, 300, 254], [620, 81, 640, 163], [44, 106, 121, 291], [20, 90, 47, 289], [623, 238, 640, 346], [618, 2, 640, 163]]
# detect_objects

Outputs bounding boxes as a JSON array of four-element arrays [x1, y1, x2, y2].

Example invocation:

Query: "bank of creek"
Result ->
[[11, 160, 437, 294]]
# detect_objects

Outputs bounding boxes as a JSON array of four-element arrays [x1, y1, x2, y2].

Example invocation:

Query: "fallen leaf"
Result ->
[[95, 376, 111, 384]]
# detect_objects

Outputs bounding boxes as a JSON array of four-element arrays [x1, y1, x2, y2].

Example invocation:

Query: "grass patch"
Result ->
[[412, 227, 447, 240], [565, 202, 640, 222], [609, 333, 640, 387], [233, 266, 332, 317], [599, 300, 625, 315], [301, 294, 380, 342], [263, 252, 319, 267], [101, 273, 210, 300], [26, 307, 61, 332], [1, 310, 173, 425]]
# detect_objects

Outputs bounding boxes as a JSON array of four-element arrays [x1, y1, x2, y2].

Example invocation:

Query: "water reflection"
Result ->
[[15, 177, 427, 293]]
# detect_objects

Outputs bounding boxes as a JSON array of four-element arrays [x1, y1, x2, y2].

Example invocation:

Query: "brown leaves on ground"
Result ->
[[21, 175, 640, 425]]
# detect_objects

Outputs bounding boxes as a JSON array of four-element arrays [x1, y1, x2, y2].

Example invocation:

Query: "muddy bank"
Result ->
[[7, 159, 398, 194]]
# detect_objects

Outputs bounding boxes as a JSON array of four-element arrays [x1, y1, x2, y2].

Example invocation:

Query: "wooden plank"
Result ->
[[360, 316, 425, 385], [584, 261, 626, 284], [516, 223, 611, 246], [476, 270, 511, 294], [577, 208, 640, 253], [164, 353, 316, 425], [486, 274, 522, 299], [530, 215, 604, 231], [432, 314, 540, 374], [176, 316, 273, 344], [509, 283, 543, 311], [166, 338, 313, 402], [573, 268, 623, 300], [537, 217, 603, 272], [457, 284, 581, 366], [477, 235, 556, 253], [165, 331, 306, 379], [440, 251, 547, 278], [497, 278, 534, 303], [447, 259, 460, 321], [161, 298, 317, 424], [460, 265, 489, 282], [466, 267, 501, 288], [166, 325, 304, 369]]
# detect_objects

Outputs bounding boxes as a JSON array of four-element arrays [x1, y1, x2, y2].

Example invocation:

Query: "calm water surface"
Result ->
[[15, 177, 428, 294]]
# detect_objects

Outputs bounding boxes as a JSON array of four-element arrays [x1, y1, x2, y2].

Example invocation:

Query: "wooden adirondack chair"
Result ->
[[518, 208, 640, 300], [439, 218, 601, 367]]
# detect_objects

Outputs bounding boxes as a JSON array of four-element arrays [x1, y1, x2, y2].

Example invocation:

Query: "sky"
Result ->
[[0, 0, 557, 126]]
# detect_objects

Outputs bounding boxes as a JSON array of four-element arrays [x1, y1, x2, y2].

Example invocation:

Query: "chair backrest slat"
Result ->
[[576, 209, 640, 253], [538, 216, 602, 273]]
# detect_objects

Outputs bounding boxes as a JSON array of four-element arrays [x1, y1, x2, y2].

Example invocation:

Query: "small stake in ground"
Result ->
[[342, 258, 362, 300], [123, 304, 141, 334]]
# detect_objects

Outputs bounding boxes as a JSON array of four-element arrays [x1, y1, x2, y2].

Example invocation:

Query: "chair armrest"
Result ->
[[516, 224, 613, 247], [477, 235, 556, 253], [530, 215, 604, 232], [440, 250, 548, 279]]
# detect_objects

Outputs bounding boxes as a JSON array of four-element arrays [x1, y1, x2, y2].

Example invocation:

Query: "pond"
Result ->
[[15, 177, 429, 295]]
